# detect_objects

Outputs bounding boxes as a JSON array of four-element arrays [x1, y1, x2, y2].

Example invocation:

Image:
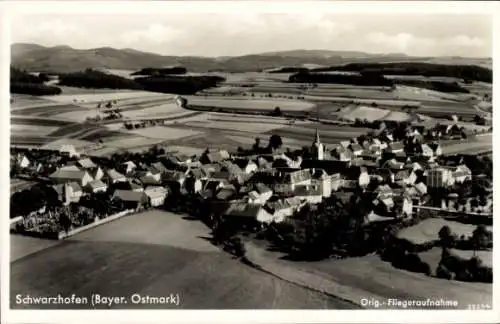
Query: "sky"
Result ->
[[11, 13, 493, 58]]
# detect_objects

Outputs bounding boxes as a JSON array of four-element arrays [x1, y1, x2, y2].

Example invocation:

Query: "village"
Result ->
[[11, 116, 492, 226]]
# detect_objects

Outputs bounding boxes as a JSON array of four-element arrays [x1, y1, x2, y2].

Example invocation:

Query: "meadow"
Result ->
[[186, 96, 316, 111], [10, 210, 352, 309], [396, 218, 493, 245]]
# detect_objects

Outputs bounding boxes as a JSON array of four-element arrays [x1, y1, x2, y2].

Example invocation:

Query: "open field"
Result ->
[[11, 95, 60, 109], [10, 124, 60, 136], [186, 96, 315, 111], [441, 134, 492, 155], [11, 210, 354, 309], [102, 136, 167, 149], [12, 103, 85, 116], [126, 126, 202, 140], [396, 218, 493, 245], [45, 90, 168, 104], [270, 125, 369, 144], [165, 112, 313, 134], [247, 240, 491, 308]]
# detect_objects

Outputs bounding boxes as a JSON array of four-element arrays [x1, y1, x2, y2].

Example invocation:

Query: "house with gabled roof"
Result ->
[[77, 158, 96, 169], [15, 153, 31, 169], [349, 143, 363, 157], [50, 166, 93, 187], [383, 159, 405, 170], [105, 169, 127, 184], [168, 153, 193, 165], [222, 202, 273, 226], [86, 166, 104, 181], [112, 190, 148, 210], [86, 179, 108, 193], [263, 197, 305, 223], [216, 187, 238, 201], [450, 164, 472, 183], [64, 181, 84, 204], [139, 174, 162, 187], [150, 161, 168, 174], [185, 167, 208, 180], [200, 149, 230, 164], [333, 146, 353, 162], [144, 186, 168, 207], [247, 183, 273, 205], [294, 184, 323, 204], [121, 161, 137, 175], [163, 170, 187, 191], [387, 142, 404, 154]]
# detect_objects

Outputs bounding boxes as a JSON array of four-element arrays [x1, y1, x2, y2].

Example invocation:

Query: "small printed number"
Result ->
[[468, 304, 491, 310]]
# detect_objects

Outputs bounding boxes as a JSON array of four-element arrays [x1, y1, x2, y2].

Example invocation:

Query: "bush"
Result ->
[[436, 263, 452, 280]]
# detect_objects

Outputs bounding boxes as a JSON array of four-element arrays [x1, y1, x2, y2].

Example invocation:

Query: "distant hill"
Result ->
[[11, 43, 492, 73]]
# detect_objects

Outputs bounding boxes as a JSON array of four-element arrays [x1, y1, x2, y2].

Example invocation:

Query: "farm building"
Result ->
[[49, 166, 93, 187], [112, 190, 148, 210], [105, 169, 127, 184], [222, 202, 273, 227], [64, 182, 83, 204], [144, 186, 168, 207], [86, 179, 108, 193]]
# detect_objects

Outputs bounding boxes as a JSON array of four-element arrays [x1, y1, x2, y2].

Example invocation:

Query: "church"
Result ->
[[300, 127, 350, 175]]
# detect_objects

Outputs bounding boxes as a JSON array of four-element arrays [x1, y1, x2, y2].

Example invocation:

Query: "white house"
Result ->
[[420, 144, 434, 160], [60, 144, 79, 158], [233, 158, 259, 174], [312, 169, 332, 197], [358, 167, 370, 189], [86, 179, 108, 193], [330, 173, 344, 192], [122, 161, 137, 175], [402, 196, 413, 217], [50, 166, 93, 187], [105, 169, 127, 184], [452, 165, 472, 183], [294, 184, 323, 204], [264, 197, 304, 223], [64, 182, 83, 204], [144, 186, 168, 207], [16, 154, 31, 169]]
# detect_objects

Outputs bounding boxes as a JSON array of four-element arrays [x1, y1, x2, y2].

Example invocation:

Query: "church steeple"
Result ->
[[311, 127, 324, 160], [314, 127, 321, 144]]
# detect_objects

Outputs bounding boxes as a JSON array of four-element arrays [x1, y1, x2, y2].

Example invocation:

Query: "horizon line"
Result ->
[[11, 42, 493, 60]]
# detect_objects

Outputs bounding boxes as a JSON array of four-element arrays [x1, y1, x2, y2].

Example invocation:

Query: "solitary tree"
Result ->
[[268, 134, 283, 151]]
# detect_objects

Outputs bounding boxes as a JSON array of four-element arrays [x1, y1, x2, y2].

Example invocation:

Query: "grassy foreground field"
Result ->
[[246, 240, 491, 309], [10, 210, 356, 309]]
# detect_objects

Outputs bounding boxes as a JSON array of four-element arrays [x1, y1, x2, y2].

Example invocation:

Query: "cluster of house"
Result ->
[[10, 119, 486, 225]]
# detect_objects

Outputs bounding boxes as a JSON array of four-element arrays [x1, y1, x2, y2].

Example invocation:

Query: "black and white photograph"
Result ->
[[1, 1, 497, 323]]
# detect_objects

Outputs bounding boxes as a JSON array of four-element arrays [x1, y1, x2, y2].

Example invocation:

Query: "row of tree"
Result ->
[[131, 67, 187, 76], [289, 71, 470, 93], [11, 67, 62, 96], [310, 62, 492, 83]]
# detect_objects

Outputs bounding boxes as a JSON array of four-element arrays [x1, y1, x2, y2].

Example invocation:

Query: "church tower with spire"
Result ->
[[311, 106, 324, 160], [311, 127, 324, 160]]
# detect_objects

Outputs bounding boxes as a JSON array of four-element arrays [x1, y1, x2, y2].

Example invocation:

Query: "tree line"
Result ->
[[289, 71, 470, 93], [58, 69, 225, 95], [10, 67, 62, 96], [310, 62, 492, 83], [131, 67, 187, 76]]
